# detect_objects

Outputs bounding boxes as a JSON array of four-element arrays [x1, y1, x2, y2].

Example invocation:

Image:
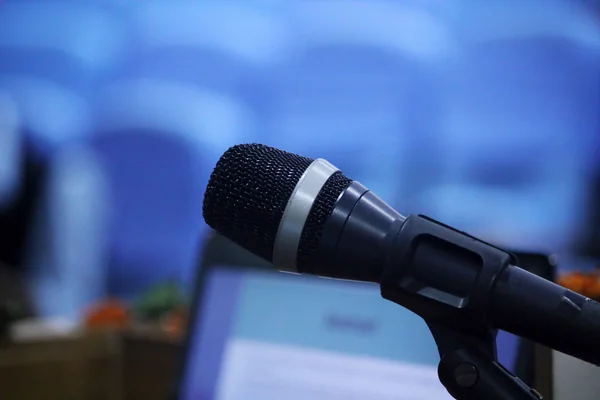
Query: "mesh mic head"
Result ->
[[202, 144, 352, 266], [203, 144, 313, 262]]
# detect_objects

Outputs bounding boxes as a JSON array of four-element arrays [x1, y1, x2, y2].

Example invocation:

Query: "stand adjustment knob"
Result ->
[[454, 363, 479, 388]]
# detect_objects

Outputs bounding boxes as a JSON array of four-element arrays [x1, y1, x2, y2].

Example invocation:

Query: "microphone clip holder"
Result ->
[[380, 214, 546, 399]]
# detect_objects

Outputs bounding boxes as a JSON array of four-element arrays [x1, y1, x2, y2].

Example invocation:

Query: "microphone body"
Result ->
[[317, 180, 600, 366], [203, 144, 600, 367]]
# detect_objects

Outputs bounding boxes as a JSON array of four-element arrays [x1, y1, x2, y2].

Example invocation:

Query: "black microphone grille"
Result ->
[[202, 143, 352, 265]]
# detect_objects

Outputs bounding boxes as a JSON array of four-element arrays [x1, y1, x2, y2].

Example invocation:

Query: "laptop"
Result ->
[[176, 233, 554, 400]]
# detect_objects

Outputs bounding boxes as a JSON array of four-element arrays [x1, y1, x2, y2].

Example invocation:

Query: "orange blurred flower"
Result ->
[[557, 270, 600, 299], [84, 299, 130, 330]]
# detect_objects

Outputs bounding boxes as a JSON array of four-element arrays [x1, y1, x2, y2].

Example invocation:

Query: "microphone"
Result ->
[[203, 143, 600, 367]]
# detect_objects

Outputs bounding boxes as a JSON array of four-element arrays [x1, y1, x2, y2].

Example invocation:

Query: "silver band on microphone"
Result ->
[[273, 158, 339, 273]]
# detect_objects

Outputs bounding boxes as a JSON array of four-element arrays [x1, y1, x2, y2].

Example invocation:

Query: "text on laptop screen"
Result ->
[[180, 266, 519, 400]]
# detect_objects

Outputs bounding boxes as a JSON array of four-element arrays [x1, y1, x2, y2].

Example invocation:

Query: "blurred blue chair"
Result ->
[[95, 78, 257, 160], [289, 0, 454, 62], [125, 0, 289, 132], [88, 78, 257, 298], [0, 49, 90, 92], [426, 30, 600, 250], [0, 1, 126, 147], [438, 38, 598, 175], [438, 0, 600, 167], [267, 44, 429, 205], [116, 48, 273, 123], [88, 129, 206, 299], [0, 1, 125, 86], [266, 2, 454, 205], [0, 76, 92, 150], [131, 0, 289, 68]]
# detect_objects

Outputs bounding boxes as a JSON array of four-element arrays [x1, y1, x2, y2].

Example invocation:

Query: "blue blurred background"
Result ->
[[0, 0, 599, 321]]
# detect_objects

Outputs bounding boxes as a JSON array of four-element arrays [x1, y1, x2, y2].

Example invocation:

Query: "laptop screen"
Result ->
[[182, 265, 488, 400]]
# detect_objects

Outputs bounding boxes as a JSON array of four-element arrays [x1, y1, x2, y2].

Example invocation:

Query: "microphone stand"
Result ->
[[428, 322, 543, 400]]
